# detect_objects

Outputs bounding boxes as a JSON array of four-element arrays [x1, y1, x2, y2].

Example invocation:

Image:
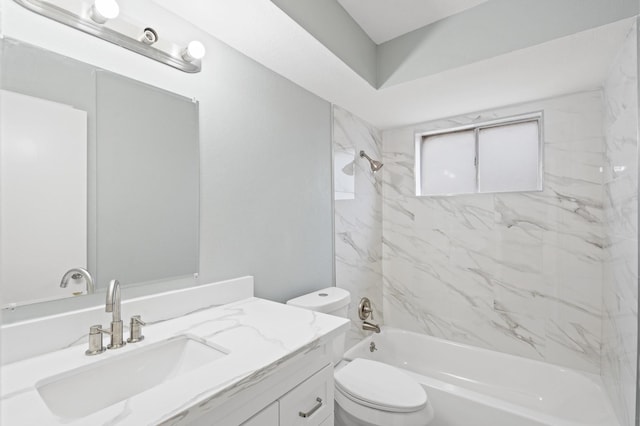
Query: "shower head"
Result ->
[[360, 150, 383, 173]]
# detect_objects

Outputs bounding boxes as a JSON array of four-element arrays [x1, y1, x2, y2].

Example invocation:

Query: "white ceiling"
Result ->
[[336, 0, 491, 44]]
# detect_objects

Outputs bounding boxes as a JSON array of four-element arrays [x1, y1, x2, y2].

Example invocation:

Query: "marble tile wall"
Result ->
[[601, 20, 638, 426], [382, 90, 607, 373], [333, 106, 384, 349]]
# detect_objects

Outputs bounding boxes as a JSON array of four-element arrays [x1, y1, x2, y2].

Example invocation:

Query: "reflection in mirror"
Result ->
[[0, 38, 199, 310], [0, 90, 89, 305], [95, 70, 199, 289]]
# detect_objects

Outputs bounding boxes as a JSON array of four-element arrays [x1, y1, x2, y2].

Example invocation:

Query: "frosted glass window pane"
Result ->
[[420, 130, 476, 195], [478, 121, 540, 193]]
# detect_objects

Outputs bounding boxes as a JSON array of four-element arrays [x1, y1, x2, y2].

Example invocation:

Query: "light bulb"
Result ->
[[182, 41, 206, 62], [90, 0, 120, 24]]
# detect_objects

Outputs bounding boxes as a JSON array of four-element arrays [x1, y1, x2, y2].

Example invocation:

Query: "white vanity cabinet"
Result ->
[[185, 336, 337, 426], [233, 364, 334, 426]]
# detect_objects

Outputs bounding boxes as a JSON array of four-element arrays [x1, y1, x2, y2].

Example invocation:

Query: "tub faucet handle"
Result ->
[[358, 297, 374, 320]]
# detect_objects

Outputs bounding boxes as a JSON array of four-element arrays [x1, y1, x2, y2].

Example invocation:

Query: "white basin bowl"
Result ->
[[36, 335, 227, 419]]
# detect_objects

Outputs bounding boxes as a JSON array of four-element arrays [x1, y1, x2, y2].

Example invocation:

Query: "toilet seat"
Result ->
[[334, 358, 427, 412], [334, 359, 434, 426]]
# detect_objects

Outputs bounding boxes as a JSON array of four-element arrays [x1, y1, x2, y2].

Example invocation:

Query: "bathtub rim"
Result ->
[[344, 326, 602, 381], [342, 326, 620, 426]]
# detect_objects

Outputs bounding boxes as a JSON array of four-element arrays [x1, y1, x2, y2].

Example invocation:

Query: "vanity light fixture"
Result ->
[[13, 0, 204, 73], [89, 0, 119, 24], [182, 40, 206, 62]]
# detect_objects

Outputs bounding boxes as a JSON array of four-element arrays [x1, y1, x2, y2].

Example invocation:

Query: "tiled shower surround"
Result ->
[[333, 21, 638, 426], [333, 106, 384, 349]]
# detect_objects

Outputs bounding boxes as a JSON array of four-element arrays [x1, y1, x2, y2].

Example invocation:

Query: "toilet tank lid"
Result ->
[[286, 287, 350, 313]]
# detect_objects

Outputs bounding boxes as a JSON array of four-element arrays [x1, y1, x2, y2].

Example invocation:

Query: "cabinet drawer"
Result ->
[[241, 402, 278, 426], [279, 364, 333, 426]]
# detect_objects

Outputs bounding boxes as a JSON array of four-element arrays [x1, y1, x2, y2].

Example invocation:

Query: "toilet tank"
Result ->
[[287, 287, 350, 364]]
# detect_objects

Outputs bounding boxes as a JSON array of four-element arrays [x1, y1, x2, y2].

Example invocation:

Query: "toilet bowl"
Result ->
[[287, 288, 434, 426]]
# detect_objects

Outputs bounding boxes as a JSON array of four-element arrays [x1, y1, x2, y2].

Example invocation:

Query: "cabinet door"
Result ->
[[319, 415, 334, 426], [279, 364, 333, 426], [241, 402, 278, 426]]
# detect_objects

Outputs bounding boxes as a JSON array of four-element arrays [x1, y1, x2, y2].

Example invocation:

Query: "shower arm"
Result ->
[[360, 150, 373, 162]]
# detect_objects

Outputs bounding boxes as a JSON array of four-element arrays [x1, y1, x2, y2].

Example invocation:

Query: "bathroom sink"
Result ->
[[36, 335, 228, 419]]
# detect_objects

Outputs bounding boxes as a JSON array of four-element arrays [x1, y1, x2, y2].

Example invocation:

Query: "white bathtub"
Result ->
[[342, 327, 620, 426]]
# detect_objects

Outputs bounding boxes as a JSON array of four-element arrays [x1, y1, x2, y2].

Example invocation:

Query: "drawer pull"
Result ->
[[298, 397, 323, 418]]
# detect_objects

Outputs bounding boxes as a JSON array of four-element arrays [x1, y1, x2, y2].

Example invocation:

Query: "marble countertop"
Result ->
[[1, 297, 349, 425]]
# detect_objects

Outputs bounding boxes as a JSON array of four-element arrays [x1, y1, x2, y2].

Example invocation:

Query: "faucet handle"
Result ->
[[358, 297, 374, 320], [85, 324, 110, 356], [127, 315, 146, 343]]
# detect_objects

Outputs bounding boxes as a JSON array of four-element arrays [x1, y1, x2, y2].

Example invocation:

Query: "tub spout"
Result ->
[[362, 320, 380, 333]]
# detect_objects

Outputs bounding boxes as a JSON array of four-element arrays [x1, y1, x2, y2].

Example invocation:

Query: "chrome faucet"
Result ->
[[60, 267, 95, 294], [105, 279, 125, 349]]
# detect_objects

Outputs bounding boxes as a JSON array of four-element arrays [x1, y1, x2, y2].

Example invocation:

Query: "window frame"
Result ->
[[414, 111, 544, 197]]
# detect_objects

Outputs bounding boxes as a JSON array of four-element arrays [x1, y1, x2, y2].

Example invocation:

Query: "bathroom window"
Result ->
[[415, 112, 543, 196]]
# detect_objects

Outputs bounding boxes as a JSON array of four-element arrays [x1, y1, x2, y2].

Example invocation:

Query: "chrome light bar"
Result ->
[[13, 0, 205, 73]]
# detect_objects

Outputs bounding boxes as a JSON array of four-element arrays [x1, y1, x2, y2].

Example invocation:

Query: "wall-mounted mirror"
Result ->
[[0, 38, 199, 309]]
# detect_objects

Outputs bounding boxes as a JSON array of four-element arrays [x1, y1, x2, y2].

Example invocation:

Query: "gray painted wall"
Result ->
[[201, 41, 334, 302]]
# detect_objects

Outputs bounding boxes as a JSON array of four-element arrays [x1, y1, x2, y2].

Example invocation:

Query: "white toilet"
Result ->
[[287, 288, 434, 426]]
